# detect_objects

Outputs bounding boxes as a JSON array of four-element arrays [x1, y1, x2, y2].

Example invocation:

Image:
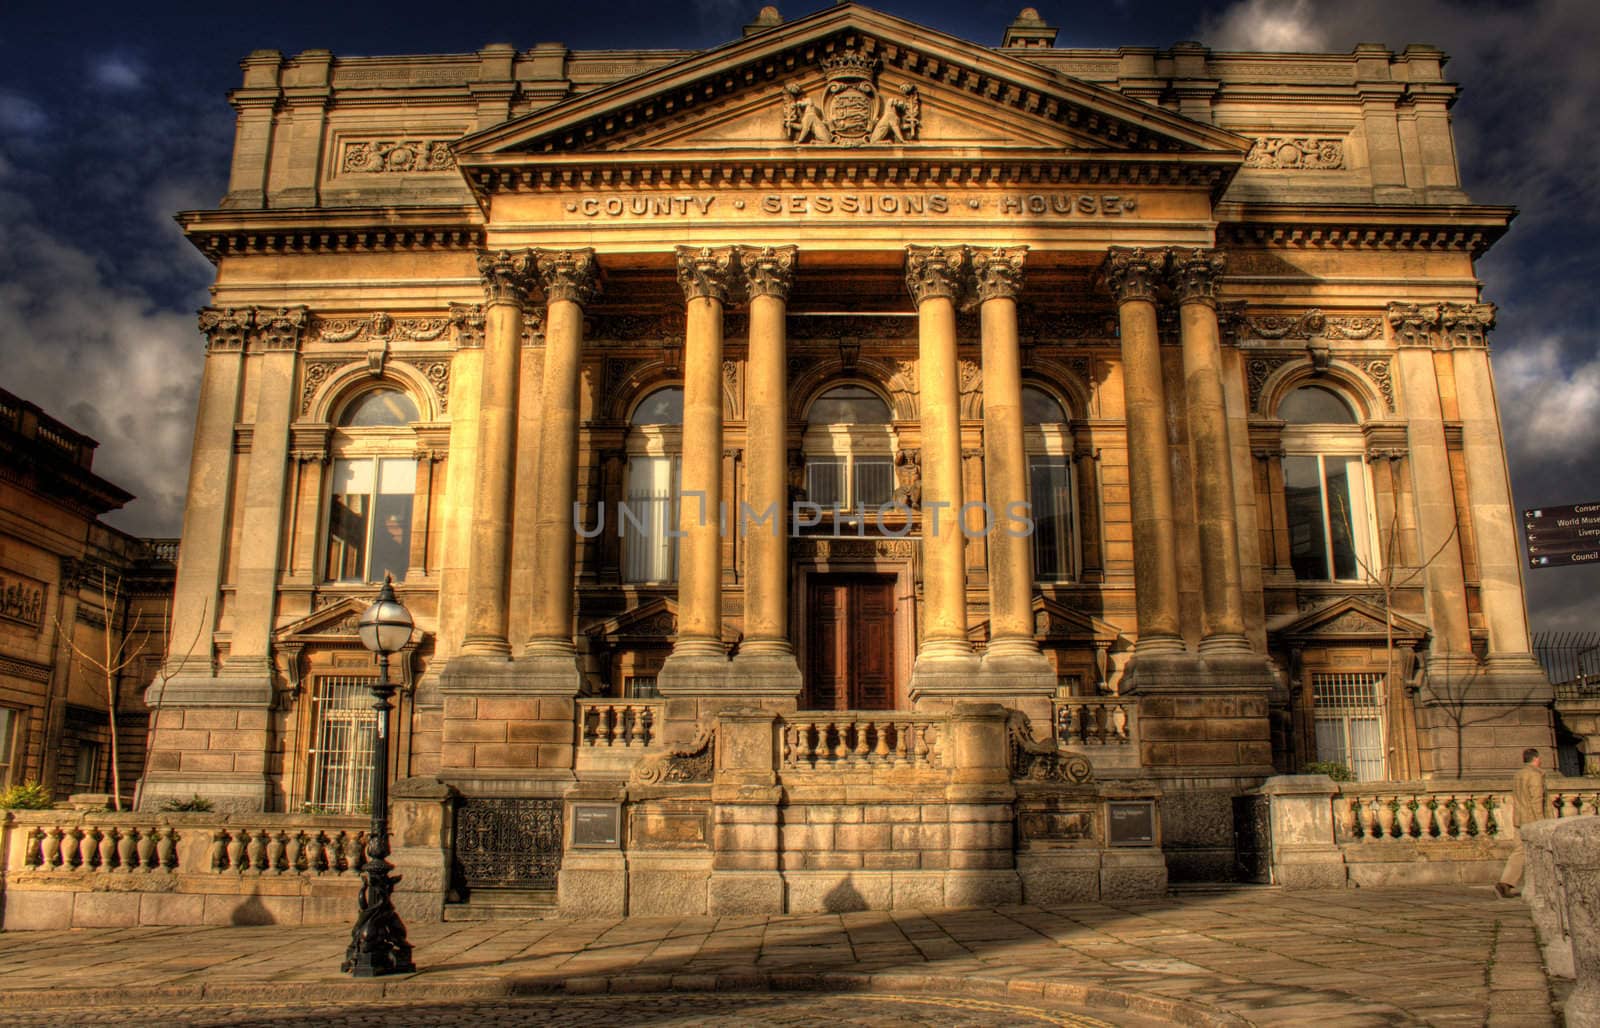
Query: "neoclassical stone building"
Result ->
[[141, 5, 1553, 902]]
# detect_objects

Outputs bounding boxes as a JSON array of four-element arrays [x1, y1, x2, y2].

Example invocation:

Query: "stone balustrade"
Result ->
[[205, 824, 367, 876], [1549, 782, 1600, 819], [579, 701, 663, 749], [1335, 785, 1507, 843], [780, 715, 944, 769], [1052, 697, 1134, 747]]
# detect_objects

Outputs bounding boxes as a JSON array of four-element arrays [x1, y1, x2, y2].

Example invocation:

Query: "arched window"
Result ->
[[623, 387, 682, 584], [803, 384, 895, 509], [1022, 385, 1076, 581], [1279, 384, 1374, 581], [324, 387, 420, 584]]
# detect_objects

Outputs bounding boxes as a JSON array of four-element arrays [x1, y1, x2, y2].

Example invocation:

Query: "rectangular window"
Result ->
[[624, 675, 660, 700], [324, 457, 415, 584], [73, 741, 101, 790], [1312, 672, 1387, 782], [806, 460, 846, 507], [623, 456, 679, 584], [1029, 456, 1074, 581], [1286, 454, 1370, 581], [307, 676, 376, 814], [854, 459, 894, 507], [0, 707, 19, 788]]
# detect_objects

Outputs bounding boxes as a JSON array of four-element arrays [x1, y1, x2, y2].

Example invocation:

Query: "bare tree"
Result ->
[[56, 568, 148, 810], [137, 594, 208, 809]]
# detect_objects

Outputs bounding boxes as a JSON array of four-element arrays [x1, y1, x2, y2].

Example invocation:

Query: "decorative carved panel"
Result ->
[[0, 571, 47, 630], [453, 797, 563, 890]]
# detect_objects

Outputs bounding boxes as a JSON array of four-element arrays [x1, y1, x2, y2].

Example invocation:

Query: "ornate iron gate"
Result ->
[[1232, 794, 1272, 884], [453, 797, 563, 890]]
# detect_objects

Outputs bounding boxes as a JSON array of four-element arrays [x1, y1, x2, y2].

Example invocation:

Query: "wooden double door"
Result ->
[[804, 574, 896, 711]]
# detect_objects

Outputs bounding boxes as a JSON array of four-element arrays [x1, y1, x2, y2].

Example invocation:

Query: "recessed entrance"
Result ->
[[804, 574, 896, 711]]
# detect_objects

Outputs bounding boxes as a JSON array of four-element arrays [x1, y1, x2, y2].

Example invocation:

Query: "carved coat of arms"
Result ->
[[784, 48, 920, 147]]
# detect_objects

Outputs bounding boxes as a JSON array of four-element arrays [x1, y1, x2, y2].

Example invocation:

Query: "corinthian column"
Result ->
[[458, 250, 536, 659], [1170, 249, 1250, 654], [972, 247, 1053, 692], [732, 245, 803, 697], [659, 246, 738, 696], [523, 249, 600, 686], [1103, 247, 1184, 656], [906, 245, 979, 700]]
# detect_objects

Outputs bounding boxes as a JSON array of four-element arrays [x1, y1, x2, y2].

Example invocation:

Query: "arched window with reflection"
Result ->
[[324, 387, 420, 584], [803, 384, 895, 509], [1279, 384, 1374, 581], [623, 387, 683, 584], [1022, 384, 1076, 581]]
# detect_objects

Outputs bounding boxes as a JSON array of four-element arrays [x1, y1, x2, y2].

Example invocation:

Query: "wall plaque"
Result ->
[[1107, 800, 1156, 847], [571, 803, 622, 849]]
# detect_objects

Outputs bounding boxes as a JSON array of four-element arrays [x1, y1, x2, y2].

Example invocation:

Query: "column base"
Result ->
[[438, 653, 523, 694], [137, 673, 275, 814], [1198, 632, 1253, 656], [909, 649, 981, 707], [729, 648, 803, 699], [456, 634, 514, 660], [1132, 633, 1187, 658], [658, 640, 731, 698]]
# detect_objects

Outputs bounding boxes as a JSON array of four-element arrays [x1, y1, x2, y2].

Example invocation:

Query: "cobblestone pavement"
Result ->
[[0, 887, 1558, 1026]]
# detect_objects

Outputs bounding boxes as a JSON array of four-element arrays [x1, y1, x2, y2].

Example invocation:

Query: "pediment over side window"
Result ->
[[1267, 595, 1428, 646], [454, 4, 1248, 172]]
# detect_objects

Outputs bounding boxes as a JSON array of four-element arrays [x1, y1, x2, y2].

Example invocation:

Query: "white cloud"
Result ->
[[1494, 335, 1600, 465], [1198, 0, 1328, 51], [90, 55, 144, 91]]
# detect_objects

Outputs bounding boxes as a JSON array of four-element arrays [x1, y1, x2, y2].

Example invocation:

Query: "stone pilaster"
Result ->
[[971, 247, 1054, 715], [1103, 248, 1184, 660], [1170, 249, 1251, 655], [659, 246, 738, 698], [730, 245, 803, 701], [906, 245, 980, 703]]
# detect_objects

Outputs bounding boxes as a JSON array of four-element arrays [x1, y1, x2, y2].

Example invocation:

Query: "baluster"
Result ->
[[226, 829, 247, 873], [1485, 796, 1502, 838], [1394, 800, 1415, 839], [93, 826, 115, 871], [782, 724, 796, 764], [136, 826, 157, 871], [1111, 704, 1130, 742], [1444, 798, 1462, 839], [601, 706, 616, 746], [156, 827, 177, 871], [23, 827, 43, 868], [246, 828, 268, 871], [1470, 797, 1489, 837], [581, 705, 596, 746], [1375, 799, 1395, 839], [1414, 798, 1434, 838], [266, 830, 286, 874], [1090, 705, 1109, 744], [1553, 795, 1568, 819], [894, 723, 910, 763], [304, 832, 328, 874], [827, 722, 844, 760], [77, 826, 98, 870], [326, 832, 345, 874], [116, 826, 137, 871], [641, 706, 655, 747], [872, 721, 890, 758], [915, 724, 931, 762], [853, 722, 869, 759], [41, 827, 62, 870], [284, 831, 303, 874]]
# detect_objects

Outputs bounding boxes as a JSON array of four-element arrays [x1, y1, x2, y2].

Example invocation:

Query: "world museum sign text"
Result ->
[[564, 191, 1141, 219]]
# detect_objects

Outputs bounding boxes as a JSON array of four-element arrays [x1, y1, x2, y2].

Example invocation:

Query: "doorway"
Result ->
[[804, 574, 896, 710]]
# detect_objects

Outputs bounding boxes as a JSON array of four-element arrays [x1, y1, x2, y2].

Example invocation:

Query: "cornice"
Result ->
[[1215, 201, 1515, 258], [178, 205, 485, 264]]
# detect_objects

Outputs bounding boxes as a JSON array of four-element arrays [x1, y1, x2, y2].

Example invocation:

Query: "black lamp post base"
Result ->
[[342, 864, 416, 977]]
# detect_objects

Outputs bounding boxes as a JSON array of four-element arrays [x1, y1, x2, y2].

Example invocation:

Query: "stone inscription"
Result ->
[[564, 192, 1138, 219]]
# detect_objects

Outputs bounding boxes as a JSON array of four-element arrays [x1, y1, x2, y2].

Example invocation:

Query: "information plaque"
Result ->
[[1107, 801, 1156, 847], [571, 803, 622, 849]]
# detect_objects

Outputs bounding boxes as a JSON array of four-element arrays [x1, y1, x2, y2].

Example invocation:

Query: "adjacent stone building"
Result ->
[[139, 4, 1554, 903], [0, 389, 176, 804]]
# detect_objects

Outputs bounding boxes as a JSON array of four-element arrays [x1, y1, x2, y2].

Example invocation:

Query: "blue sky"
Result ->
[[1, 0, 1595, 633]]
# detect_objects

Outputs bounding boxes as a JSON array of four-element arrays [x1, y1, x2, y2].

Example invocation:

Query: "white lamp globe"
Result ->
[[358, 576, 413, 655]]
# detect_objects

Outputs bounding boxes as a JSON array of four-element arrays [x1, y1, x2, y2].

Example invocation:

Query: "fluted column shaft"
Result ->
[[525, 249, 600, 657], [972, 247, 1044, 664], [1104, 248, 1184, 654], [906, 246, 973, 665], [668, 246, 737, 664], [461, 251, 536, 657], [737, 246, 799, 664], [1172, 249, 1250, 652]]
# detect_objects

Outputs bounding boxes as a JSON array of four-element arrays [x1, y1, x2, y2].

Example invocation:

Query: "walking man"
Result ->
[[1496, 747, 1547, 898]]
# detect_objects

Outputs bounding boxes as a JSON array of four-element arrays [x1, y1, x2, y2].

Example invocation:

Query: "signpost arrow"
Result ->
[[1525, 502, 1600, 569]]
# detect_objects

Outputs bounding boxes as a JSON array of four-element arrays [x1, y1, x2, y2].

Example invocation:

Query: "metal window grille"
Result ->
[[624, 675, 660, 700], [307, 676, 377, 814], [1312, 672, 1387, 782]]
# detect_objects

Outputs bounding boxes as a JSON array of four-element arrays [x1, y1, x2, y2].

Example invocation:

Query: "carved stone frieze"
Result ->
[[794, 538, 916, 561], [676, 245, 737, 303], [0, 655, 51, 684], [537, 248, 601, 306], [300, 359, 357, 415], [783, 48, 920, 147], [1240, 308, 1383, 343], [737, 244, 797, 301], [1100, 247, 1163, 305], [970, 246, 1028, 303], [0, 571, 46, 630], [632, 725, 715, 785], [340, 138, 456, 174], [310, 312, 453, 345], [1386, 302, 1496, 350], [477, 249, 540, 307], [1243, 136, 1345, 170], [905, 245, 966, 305], [402, 359, 451, 414], [1168, 248, 1225, 308], [1364, 358, 1395, 411]]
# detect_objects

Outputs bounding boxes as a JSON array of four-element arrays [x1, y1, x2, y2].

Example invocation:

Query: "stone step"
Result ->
[[443, 888, 559, 921], [1166, 881, 1283, 895]]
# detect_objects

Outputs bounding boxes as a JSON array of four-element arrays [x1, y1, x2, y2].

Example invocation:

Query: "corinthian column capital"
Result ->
[[476, 249, 539, 306], [905, 244, 968, 305], [737, 244, 798, 301], [257, 306, 310, 350], [1168, 248, 1227, 308], [536, 248, 601, 306], [970, 246, 1028, 303], [1440, 302, 1496, 349], [198, 306, 254, 352], [1101, 247, 1163, 305], [676, 245, 738, 303], [1387, 302, 1440, 348]]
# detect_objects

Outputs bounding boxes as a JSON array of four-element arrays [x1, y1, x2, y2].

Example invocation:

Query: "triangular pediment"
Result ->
[[968, 596, 1130, 646], [455, 4, 1248, 167], [1267, 596, 1429, 643], [275, 597, 373, 643]]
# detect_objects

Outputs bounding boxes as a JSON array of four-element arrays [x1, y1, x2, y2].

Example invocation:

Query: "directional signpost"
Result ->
[[1524, 502, 1600, 568]]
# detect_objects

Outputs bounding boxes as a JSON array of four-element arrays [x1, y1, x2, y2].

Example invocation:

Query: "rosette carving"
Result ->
[[970, 246, 1028, 303]]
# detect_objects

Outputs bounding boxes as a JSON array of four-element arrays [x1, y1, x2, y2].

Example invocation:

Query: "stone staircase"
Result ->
[[443, 888, 559, 921]]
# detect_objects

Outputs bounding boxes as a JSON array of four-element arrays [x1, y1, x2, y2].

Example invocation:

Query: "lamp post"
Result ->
[[342, 575, 416, 977]]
